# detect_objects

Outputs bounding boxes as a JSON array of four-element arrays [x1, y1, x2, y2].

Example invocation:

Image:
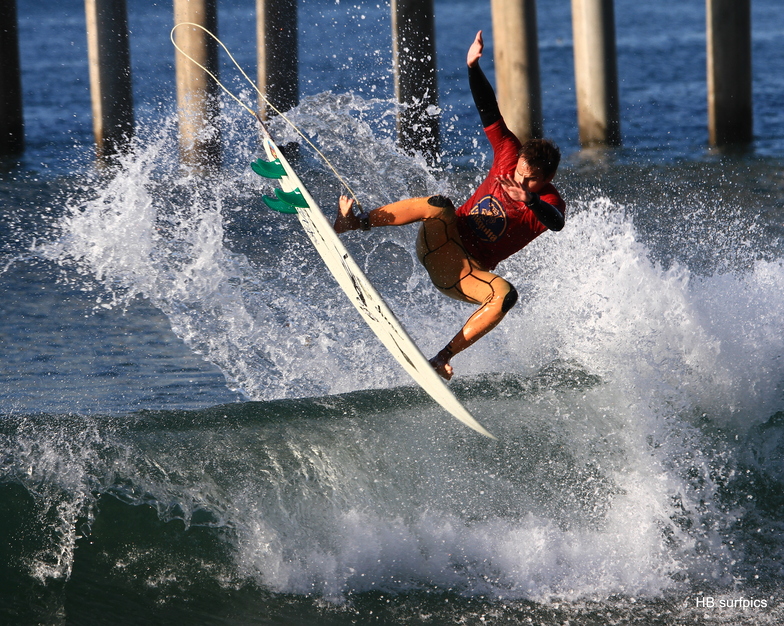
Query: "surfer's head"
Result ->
[[516, 139, 561, 190]]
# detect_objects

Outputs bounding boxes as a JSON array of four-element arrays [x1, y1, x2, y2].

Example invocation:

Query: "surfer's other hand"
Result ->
[[429, 352, 454, 381], [334, 195, 359, 233]]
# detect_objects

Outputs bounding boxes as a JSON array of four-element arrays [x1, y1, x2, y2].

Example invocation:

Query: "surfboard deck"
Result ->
[[251, 127, 495, 439]]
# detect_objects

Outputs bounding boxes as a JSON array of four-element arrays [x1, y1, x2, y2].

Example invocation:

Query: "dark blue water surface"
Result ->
[[12, 0, 784, 170], [2, 1, 784, 625]]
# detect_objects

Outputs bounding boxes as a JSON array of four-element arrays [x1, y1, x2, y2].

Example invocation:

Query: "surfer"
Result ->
[[334, 30, 566, 380]]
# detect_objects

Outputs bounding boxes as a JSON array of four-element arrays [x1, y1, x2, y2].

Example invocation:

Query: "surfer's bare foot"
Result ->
[[430, 351, 454, 381], [334, 195, 360, 233]]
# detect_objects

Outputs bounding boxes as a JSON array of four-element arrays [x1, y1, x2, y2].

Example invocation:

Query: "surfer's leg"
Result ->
[[336, 194, 515, 379], [368, 196, 453, 227], [334, 196, 452, 233], [415, 217, 518, 379], [430, 272, 518, 379]]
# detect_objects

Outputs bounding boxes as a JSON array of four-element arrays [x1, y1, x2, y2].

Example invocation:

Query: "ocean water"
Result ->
[[2, 0, 784, 624]]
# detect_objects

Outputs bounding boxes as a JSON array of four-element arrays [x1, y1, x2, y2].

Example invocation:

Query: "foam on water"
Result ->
[[35, 95, 448, 400]]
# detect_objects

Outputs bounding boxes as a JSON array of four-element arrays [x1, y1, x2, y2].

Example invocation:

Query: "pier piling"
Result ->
[[571, 0, 621, 146], [85, 0, 134, 162], [391, 0, 440, 162], [707, 0, 752, 146], [490, 0, 543, 142], [0, 0, 24, 157], [173, 0, 221, 170], [257, 0, 298, 119]]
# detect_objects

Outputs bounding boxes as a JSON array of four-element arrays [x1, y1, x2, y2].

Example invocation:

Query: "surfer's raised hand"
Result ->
[[467, 30, 484, 68]]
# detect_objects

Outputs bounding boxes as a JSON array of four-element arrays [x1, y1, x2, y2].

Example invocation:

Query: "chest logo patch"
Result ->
[[467, 194, 507, 243]]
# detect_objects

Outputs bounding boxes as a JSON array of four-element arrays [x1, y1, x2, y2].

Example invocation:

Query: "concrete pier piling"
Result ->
[[571, 0, 621, 147], [707, 0, 753, 146], [173, 0, 221, 170], [85, 0, 134, 162], [391, 0, 440, 161], [257, 0, 298, 119], [490, 0, 543, 142], [0, 0, 24, 157]]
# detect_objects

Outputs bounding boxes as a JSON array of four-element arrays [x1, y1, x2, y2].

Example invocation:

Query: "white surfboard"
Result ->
[[251, 132, 495, 439]]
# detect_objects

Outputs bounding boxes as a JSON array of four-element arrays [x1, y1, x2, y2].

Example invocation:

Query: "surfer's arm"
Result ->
[[467, 31, 502, 128], [524, 194, 565, 231], [468, 64, 502, 129], [497, 175, 565, 231]]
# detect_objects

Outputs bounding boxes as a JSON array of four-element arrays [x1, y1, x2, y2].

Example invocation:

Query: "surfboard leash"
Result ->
[[170, 22, 363, 212]]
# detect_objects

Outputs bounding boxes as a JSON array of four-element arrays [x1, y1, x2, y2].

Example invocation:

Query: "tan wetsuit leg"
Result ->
[[369, 197, 516, 363]]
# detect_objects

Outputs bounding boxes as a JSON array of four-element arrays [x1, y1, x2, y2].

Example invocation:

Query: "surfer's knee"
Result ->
[[427, 195, 455, 210], [424, 195, 456, 220], [501, 285, 519, 313]]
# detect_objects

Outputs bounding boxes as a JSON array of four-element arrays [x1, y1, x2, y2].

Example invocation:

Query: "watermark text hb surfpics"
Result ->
[[693, 596, 770, 610]]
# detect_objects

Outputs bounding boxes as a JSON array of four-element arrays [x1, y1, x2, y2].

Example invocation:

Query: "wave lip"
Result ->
[[0, 364, 779, 608]]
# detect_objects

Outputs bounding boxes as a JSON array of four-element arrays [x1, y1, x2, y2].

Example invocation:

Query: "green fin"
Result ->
[[251, 158, 286, 179], [275, 188, 309, 209], [263, 195, 298, 214]]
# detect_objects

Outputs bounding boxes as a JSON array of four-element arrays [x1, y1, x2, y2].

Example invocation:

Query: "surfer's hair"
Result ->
[[518, 139, 561, 179]]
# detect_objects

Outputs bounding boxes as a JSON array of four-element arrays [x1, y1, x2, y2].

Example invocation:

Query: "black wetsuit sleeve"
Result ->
[[526, 194, 565, 231], [468, 64, 502, 128]]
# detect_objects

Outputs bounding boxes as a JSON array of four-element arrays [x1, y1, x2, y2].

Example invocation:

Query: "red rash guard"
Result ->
[[455, 119, 566, 271]]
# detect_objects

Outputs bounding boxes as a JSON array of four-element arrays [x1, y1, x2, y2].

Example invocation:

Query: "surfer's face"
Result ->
[[514, 158, 552, 193]]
